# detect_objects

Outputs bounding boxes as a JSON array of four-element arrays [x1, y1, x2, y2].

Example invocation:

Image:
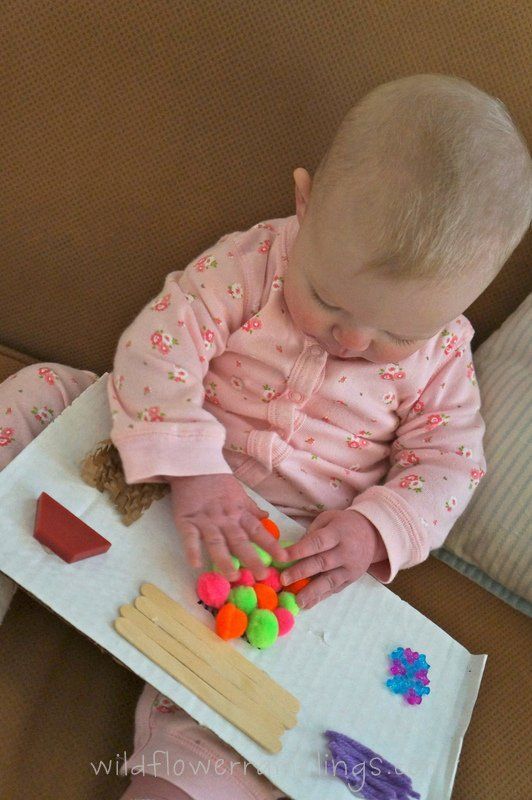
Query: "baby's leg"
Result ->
[[119, 774, 192, 799], [120, 683, 289, 800], [0, 362, 98, 622]]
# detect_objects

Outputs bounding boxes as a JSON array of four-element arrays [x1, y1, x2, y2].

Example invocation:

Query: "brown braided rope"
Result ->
[[80, 438, 170, 526]]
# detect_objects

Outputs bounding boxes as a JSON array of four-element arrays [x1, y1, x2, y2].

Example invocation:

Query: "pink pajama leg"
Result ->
[[0, 362, 98, 622], [120, 684, 289, 800], [119, 773, 192, 799], [0, 362, 98, 470]]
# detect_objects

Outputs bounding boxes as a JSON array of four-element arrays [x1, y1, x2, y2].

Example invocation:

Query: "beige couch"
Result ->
[[1, 2, 531, 798]]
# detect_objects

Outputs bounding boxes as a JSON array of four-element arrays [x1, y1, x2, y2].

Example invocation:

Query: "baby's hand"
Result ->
[[167, 473, 289, 581], [279, 509, 383, 610]]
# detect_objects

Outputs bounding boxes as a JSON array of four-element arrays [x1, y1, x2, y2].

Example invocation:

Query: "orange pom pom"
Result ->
[[260, 517, 280, 539], [285, 577, 310, 594], [253, 582, 279, 611], [215, 603, 248, 640]]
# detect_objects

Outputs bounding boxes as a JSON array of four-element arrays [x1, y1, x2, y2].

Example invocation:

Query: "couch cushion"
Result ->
[[1, 2, 531, 375], [432, 294, 532, 615], [0, 344, 38, 383]]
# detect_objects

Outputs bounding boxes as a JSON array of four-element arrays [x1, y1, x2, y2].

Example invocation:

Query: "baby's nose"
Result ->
[[332, 325, 372, 352]]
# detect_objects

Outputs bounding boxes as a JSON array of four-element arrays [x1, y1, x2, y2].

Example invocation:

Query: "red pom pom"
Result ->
[[260, 566, 282, 592], [273, 607, 295, 636], [231, 568, 254, 587], [196, 572, 231, 608]]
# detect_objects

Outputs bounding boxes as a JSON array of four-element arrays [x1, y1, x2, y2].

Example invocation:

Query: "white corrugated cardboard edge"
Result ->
[[0, 374, 486, 800]]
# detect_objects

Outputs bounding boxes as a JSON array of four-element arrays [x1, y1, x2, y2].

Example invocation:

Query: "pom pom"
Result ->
[[260, 566, 282, 592], [260, 517, 280, 539], [211, 555, 240, 574], [215, 603, 248, 640], [271, 540, 298, 570], [284, 576, 310, 594], [251, 543, 273, 567], [196, 572, 231, 609], [277, 590, 300, 616], [228, 585, 258, 616], [253, 582, 279, 611], [240, 543, 273, 569], [231, 568, 255, 587], [273, 607, 295, 636], [246, 609, 279, 649]]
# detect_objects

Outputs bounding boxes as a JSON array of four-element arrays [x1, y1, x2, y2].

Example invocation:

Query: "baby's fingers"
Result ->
[[199, 522, 240, 580], [240, 513, 292, 563], [296, 570, 350, 611], [175, 519, 203, 569], [284, 523, 338, 563]]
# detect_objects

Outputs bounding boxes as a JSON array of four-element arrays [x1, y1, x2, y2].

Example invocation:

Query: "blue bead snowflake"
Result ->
[[386, 646, 431, 705]]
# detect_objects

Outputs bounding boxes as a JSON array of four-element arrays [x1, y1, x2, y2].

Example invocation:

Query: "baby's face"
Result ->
[[283, 216, 479, 364]]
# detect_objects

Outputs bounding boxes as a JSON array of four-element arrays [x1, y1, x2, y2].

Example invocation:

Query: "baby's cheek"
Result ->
[[286, 293, 321, 334]]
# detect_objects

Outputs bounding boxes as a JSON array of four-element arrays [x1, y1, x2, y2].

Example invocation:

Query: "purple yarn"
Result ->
[[324, 730, 421, 800], [325, 759, 395, 800], [326, 731, 412, 791], [327, 730, 415, 790], [325, 746, 401, 800], [325, 735, 419, 800]]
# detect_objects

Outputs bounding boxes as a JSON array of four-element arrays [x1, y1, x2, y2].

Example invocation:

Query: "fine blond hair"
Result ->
[[308, 73, 532, 282]]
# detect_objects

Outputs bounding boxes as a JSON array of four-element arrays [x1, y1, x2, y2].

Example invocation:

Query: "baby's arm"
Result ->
[[106, 228, 261, 485], [349, 322, 486, 584], [106, 225, 290, 577]]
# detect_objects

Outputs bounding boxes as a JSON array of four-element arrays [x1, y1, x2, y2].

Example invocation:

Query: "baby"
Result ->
[[1, 74, 530, 800]]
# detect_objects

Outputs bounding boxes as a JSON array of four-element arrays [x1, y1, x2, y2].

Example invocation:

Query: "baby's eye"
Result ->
[[388, 334, 416, 346], [312, 288, 339, 311]]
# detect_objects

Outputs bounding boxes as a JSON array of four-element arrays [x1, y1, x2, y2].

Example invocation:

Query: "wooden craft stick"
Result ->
[[120, 602, 289, 735], [114, 615, 282, 753], [134, 595, 298, 729], [140, 582, 300, 714]]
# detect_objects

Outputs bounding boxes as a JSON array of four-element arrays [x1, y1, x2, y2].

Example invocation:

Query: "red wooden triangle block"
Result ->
[[34, 491, 111, 563]]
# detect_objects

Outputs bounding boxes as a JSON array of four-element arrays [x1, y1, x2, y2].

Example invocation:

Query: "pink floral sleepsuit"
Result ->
[[0, 213, 486, 799]]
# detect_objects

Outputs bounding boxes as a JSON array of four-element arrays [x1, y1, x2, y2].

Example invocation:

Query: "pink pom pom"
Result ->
[[231, 568, 255, 587], [196, 572, 231, 608], [273, 606, 295, 636], [260, 566, 282, 592]]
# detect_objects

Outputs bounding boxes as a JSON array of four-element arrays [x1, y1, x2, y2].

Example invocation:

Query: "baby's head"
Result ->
[[284, 73, 532, 362]]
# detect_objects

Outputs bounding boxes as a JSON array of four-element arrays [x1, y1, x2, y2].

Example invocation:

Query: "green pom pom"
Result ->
[[278, 591, 300, 616], [246, 609, 279, 649], [228, 586, 257, 615], [212, 555, 240, 573], [242, 543, 272, 568], [271, 540, 298, 570]]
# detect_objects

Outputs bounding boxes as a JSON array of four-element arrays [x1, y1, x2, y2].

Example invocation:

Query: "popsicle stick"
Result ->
[[133, 595, 297, 729], [115, 615, 282, 753], [140, 582, 300, 714], [120, 602, 289, 734]]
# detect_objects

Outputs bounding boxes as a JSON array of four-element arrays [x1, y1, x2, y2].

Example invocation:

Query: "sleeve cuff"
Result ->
[[348, 485, 429, 584], [110, 432, 234, 485]]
